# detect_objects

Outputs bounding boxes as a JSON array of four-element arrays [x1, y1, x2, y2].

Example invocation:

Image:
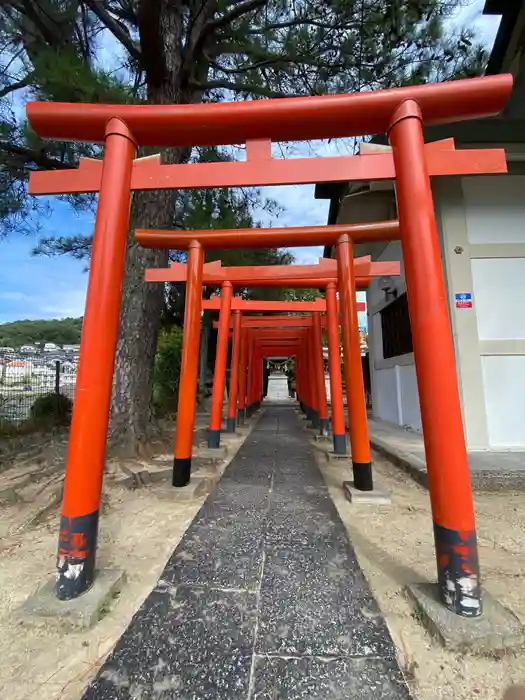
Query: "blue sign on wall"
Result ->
[[455, 292, 472, 309]]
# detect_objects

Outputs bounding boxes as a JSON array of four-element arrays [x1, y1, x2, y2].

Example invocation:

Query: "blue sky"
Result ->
[[0, 0, 502, 324], [0, 201, 94, 323]]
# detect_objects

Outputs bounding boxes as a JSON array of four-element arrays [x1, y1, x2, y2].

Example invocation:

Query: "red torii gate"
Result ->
[[26, 74, 512, 617], [203, 297, 368, 439], [146, 258, 394, 464]]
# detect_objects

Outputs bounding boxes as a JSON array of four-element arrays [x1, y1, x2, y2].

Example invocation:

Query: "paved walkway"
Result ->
[[368, 416, 525, 491], [82, 407, 411, 699]]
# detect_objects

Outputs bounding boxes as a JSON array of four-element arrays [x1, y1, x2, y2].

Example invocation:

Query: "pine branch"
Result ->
[[0, 142, 72, 171], [83, 0, 141, 61], [205, 0, 269, 34], [244, 18, 356, 33], [0, 73, 34, 99], [212, 55, 345, 75], [188, 79, 295, 98], [189, 0, 268, 65]]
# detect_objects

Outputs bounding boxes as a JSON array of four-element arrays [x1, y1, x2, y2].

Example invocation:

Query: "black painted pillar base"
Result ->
[[434, 523, 482, 617], [226, 417, 236, 432], [207, 429, 221, 448], [319, 417, 330, 436], [56, 510, 99, 600], [299, 401, 305, 414], [333, 433, 347, 455], [353, 461, 373, 491], [246, 404, 253, 418], [237, 408, 245, 424], [309, 409, 320, 429], [173, 457, 191, 488]]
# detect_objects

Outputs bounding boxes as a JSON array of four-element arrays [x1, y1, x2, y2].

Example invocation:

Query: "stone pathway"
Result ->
[[82, 407, 411, 699]]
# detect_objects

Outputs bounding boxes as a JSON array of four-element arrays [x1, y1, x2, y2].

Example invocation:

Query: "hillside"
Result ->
[[0, 318, 83, 348]]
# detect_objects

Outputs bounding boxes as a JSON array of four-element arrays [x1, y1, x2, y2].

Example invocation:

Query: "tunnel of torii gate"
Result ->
[[144, 256, 398, 477], [26, 73, 512, 617]]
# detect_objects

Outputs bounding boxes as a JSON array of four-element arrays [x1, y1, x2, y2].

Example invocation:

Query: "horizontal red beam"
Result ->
[[26, 74, 511, 147], [136, 221, 399, 250], [170, 258, 373, 280], [204, 297, 362, 313], [214, 310, 365, 329], [29, 145, 507, 195], [145, 259, 399, 285], [218, 318, 315, 329], [202, 298, 329, 312], [252, 329, 308, 336]]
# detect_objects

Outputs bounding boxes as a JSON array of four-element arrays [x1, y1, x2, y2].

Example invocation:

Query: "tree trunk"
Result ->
[[108, 188, 172, 456], [108, 0, 217, 455]]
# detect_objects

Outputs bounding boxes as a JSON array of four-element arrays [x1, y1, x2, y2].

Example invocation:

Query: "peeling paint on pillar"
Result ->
[[434, 523, 482, 617]]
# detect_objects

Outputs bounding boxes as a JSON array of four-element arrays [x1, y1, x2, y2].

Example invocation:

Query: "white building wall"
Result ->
[[367, 239, 423, 432], [362, 165, 525, 450], [460, 174, 525, 448]]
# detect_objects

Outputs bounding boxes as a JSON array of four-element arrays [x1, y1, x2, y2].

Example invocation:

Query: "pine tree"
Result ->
[[0, 0, 488, 452]]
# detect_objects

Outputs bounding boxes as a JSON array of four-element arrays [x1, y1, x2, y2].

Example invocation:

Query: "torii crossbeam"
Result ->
[[145, 257, 399, 288], [201, 297, 364, 312]]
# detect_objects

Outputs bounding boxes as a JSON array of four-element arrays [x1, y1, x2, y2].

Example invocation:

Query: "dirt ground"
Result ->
[[0, 488, 204, 700], [318, 451, 525, 700], [0, 419, 252, 700], [0, 425, 524, 699]]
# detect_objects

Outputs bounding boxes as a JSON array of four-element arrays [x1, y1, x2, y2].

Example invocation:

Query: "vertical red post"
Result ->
[[250, 347, 259, 412], [173, 241, 204, 486], [56, 118, 135, 600], [337, 234, 373, 491], [254, 351, 263, 409], [326, 282, 347, 454], [299, 346, 307, 412], [312, 312, 329, 435], [208, 282, 233, 447], [304, 331, 316, 424], [226, 310, 242, 431], [238, 328, 248, 424], [389, 100, 481, 617], [300, 341, 310, 416], [246, 334, 255, 416]]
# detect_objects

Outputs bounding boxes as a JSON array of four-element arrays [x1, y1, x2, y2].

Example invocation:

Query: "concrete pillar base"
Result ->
[[343, 481, 390, 505], [23, 569, 126, 630], [406, 582, 525, 653]]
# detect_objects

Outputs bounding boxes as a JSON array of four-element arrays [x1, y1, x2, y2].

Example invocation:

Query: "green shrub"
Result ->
[[30, 393, 73, 426], [153, 327, 183, 415]]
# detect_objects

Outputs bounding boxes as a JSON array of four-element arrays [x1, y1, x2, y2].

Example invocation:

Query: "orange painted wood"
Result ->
[[29, 146, 507, 195], [26, 74, 511, 146], [136, 221, 400, 250]]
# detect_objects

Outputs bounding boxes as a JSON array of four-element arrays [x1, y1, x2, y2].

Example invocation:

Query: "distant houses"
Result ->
[[0, 343, 80, 355]]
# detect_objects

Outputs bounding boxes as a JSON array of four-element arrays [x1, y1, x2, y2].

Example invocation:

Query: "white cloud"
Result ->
[[0, 288, 86, 321], [40, 289, 87, 318], [0, 291, 33, 302]]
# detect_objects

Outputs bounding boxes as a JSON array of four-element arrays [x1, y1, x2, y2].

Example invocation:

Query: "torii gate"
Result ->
[[145, 257, 396, 474], [207, 298, 367, 447], [26, 74, 512, 617], [205, 297, 369, 449]]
